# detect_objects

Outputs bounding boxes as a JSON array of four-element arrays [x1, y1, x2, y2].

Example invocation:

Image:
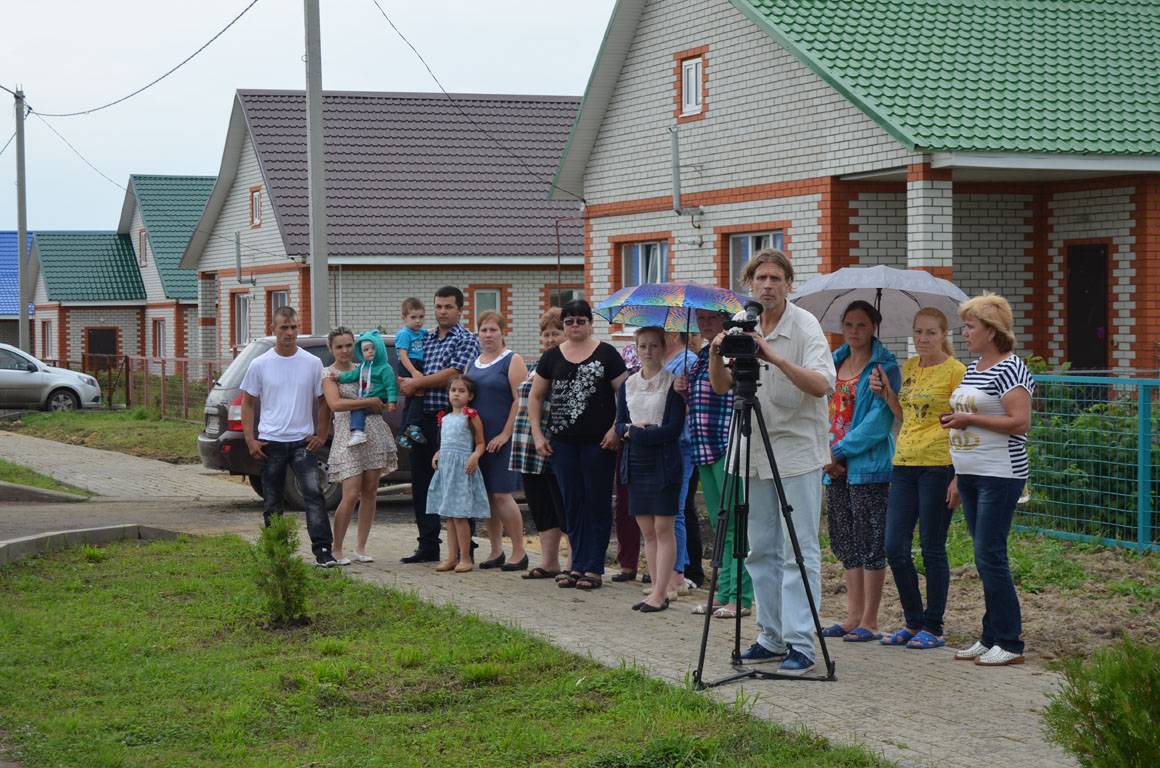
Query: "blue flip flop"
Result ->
[[842, 627, 884, 643], [820, 624, 848, 638], [879, 628, 917, 646], [906, 631, 946, 649]]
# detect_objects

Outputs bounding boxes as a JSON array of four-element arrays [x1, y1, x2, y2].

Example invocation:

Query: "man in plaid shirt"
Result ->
[[676, 309, 753, 617], [396, 285, 481, 562]]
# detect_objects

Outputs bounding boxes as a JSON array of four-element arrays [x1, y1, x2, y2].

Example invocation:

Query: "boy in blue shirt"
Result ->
[[394, 297, 430, 449]]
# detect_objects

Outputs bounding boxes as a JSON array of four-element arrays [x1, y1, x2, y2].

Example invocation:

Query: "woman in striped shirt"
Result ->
[[941, 293, 1034, 667]]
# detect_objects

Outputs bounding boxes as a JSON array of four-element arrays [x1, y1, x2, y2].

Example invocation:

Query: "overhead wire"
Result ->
[[366, 0, 587, 205], [0, 131, 14, 159]]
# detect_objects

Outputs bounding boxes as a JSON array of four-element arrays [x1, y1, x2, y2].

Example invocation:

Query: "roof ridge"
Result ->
[[236, 88, 581, 103]]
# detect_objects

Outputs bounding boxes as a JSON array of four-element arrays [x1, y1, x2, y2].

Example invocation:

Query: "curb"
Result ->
[[0, 525, 180, 565], [0, 480, 88, 504]]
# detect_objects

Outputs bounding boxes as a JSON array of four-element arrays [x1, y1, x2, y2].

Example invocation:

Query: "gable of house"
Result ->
[[119, 175, 216, 302], [32, 233, 145, 302]]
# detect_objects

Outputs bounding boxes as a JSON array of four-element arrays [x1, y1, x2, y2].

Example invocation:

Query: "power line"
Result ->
[[0, 84, 16, 97], [366, 0, 586, 205], [0, 131, 14, 159], [31, 0, 261, 118], [33, 113, 125, 191]]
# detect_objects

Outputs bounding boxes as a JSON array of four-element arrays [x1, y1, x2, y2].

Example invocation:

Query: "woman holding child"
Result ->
[[321, 327, 399, 565], [468, 310, 530, 572]]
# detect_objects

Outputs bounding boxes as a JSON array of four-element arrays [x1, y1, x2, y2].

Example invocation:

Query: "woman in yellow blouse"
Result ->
[[870, 308, 965, 649]]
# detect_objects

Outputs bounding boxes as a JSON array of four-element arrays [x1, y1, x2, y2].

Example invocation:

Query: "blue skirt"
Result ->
[[627, 451, 681, 517]]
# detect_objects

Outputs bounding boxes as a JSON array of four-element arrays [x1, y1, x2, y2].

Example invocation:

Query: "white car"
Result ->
[[0, 343, 103, 411]]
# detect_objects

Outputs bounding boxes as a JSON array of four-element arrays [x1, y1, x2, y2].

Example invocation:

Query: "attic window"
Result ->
[[250, 187, 262, 228], [681, 58, 703, 115], [673, 47, 708, 122], [138, 229, 148, 267]]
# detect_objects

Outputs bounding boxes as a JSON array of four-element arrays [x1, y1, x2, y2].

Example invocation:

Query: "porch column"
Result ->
[[906, 164, 954, 280]]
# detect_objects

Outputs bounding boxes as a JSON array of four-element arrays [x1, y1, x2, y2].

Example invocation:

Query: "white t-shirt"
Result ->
[[948, 355, 1035, 479], [239, 347, 324, 442], [732, 301, 836, 479]]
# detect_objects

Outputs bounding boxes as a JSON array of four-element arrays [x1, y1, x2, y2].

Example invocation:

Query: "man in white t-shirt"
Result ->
[[709, 249, 836, 677], [240, 306, 336, 566]]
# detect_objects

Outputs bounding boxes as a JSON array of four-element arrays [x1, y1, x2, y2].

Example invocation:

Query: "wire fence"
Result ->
[[43, 355, 234, 422], [1025, 374, 1158, 552]]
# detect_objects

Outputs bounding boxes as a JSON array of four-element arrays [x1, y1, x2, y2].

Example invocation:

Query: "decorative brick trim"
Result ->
[[145, 301, 178, 309], [712, 221, 793, 290], [1023, 186, 1052, 361], [214, 263, 299, 278], [59, 308, 68, 362], [199, 317, 217, 327], [249, 186, 263, 229], [137, 310, 146, 356], [298, 268, 312, 334], [583, 217, 594, 295], [585, 178, 828, 219], [819, 179, 859, 274], [907, 164, 953, 183], [673, 46, 709, 124], [264, 285, 292, 333], [1130, 180, 1160, 370], [174, 304, 187, 359], [463, 283, 514, 331]]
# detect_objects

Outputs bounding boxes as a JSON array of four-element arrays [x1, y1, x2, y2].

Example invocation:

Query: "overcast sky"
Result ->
[[0, 0, 615, 232]]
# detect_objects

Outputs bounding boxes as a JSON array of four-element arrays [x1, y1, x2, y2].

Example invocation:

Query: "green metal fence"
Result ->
[[1024, 374, 1157, 552]]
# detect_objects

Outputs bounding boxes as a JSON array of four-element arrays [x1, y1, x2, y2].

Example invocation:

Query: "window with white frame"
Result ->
[[269, 289, 288, 318], [153, 319, 166, 358], [235, 294, 251, 347], [250, 188, 262, 228], [549, 287, 584, 307], [473, 288, 501, 327], [681, 58, 703, 115], [622, 241, 668, 287], [729, 231, 785, 294], [42, 321, 53, 359]]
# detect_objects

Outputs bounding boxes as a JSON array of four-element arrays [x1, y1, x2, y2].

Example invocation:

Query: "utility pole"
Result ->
[[15, 89, 29, 352], [303, 0, 329, 334]]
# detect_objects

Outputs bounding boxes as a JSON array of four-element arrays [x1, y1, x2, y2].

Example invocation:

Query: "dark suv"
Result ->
[[197, 334, 411, 509]]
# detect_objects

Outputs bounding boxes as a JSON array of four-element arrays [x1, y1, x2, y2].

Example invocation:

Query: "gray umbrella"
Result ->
[[788, 264, 969, 338]]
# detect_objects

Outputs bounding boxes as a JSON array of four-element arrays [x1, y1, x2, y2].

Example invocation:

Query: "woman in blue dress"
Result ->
[[468, 310, 529, 572], [615, 326, 686, 612]]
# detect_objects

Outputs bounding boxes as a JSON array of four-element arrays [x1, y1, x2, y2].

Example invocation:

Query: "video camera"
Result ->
[[719, 300, 765, 397]]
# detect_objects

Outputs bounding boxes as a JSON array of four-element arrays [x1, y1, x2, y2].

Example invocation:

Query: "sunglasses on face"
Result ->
[[562, 317, 589, 326]]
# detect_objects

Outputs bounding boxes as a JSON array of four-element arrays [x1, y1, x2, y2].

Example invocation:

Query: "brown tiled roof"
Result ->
[[237, 89, 583, 261]]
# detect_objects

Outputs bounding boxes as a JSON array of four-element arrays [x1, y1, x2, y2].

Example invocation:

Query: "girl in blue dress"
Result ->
[[427, 375, 490, 573]]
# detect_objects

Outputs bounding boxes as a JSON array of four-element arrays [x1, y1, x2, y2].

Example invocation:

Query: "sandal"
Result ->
[[712, 606, 751, 619], [820, 623, 849, 638], [574, 574, 603, 590], [556, 572, 581, 588], [523, 566, 560, 580], [842, 627, 883, 643], [879, 628, 918, 646], [906, 631, 946, 649]]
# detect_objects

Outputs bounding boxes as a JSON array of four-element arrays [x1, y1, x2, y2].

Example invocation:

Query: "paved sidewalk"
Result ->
[[0, 431, 254, 502], [0, 433, 1075, 768]]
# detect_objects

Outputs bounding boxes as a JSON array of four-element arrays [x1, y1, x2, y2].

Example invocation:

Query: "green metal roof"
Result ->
[[731, 0, 1160, 154], [131, 175, 215, 300], [34, 232, 145, 302]]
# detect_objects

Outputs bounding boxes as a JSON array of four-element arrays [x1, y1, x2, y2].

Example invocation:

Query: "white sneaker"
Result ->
[[334, 557, 352, 566], [348, 431, 367, 446], [954, 641, 990, 660], [975, 646, 1026, 666], [352, 552, 374, 563]]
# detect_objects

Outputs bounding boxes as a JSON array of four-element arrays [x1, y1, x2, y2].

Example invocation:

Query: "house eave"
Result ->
[[327, 255, 585, 267], [932, 151, 1160, 174]]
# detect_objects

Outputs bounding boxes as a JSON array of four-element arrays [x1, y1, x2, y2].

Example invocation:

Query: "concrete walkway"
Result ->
[[0, 432, 1076, 768]]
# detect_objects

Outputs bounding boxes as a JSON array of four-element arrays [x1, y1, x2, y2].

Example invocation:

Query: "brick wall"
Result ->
[[66, 308, 142, 361]]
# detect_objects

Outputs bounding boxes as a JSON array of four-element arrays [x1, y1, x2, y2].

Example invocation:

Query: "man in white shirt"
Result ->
[[240, 306, 336, 566], [709, 249, 836, 676]]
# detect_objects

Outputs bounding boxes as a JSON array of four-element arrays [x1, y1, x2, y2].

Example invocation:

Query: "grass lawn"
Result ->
[[0, 458, 92, 496], [0, 535, 890, 768], [6, 409, 200, 464]]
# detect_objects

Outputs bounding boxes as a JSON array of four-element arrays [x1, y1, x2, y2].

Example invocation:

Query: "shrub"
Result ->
[[1041, 637, 1160, 767], [251, 514, 310, 625]]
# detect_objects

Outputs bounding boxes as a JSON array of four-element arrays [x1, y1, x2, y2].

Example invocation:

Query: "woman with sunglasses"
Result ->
[[528, 299, 628, 590]]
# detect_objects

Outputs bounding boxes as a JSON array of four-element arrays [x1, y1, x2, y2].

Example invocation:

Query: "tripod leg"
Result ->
[[751, 400, 836, 679]]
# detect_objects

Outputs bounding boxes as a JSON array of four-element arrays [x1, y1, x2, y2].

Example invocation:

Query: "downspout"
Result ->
[[554, 215, 587, 303], [669, 124, 703, 222]]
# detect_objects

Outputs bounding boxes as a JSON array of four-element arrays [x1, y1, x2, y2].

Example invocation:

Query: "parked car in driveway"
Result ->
[[198, 334, 411, 510], [0, 343, 103, 411]]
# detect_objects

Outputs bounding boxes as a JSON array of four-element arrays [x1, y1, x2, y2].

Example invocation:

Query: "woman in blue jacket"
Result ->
[[614, 326, 686, 614], [821, 300, 901, 642]]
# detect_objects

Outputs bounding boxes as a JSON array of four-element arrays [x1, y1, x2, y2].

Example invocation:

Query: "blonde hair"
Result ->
[[633, 325, 667, 347], [742, 248, 794, 287], [959, 292, 1016, 353], [476, 310, 506, 332], [539, 307, 563, 332], [914, 307, 955, 356]]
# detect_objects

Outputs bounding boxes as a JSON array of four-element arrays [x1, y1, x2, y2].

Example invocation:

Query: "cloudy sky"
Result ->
[[0, 0, 616, 232]]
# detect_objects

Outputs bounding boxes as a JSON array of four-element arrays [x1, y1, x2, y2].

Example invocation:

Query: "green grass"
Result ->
[[0, 457, 92, 496], [8, 409, 200, 464], [0, 535, 891, 768]]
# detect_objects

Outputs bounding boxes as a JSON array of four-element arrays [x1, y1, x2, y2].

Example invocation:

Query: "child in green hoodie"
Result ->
[[332, 330, 397, 446]]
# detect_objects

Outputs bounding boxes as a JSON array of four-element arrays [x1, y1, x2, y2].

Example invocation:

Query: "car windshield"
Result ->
[[216, 339, 336, 389]]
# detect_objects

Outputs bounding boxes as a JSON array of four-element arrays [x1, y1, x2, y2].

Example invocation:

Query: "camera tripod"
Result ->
[[692, 360, 837, 686]]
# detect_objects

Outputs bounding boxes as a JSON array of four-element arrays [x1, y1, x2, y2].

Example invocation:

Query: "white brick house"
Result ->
[[181, 90, 585, 358], [553, 0, 1160, 372]]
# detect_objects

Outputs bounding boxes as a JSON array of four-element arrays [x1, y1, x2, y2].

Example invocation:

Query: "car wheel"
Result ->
[[47, 389, 80, 412], [282, 449, 342, 512], [247, 474, 263, 499]]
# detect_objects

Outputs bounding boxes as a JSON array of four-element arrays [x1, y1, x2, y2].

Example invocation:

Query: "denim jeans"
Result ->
[[349, 408, 367, 433], [884, 465, 955, 636], [551, 439, 616, 575], [746, 469, 823, 662], [259, 439, 333, 556], [673, 440, 693, 574], [958, 473, 1025, 654]]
